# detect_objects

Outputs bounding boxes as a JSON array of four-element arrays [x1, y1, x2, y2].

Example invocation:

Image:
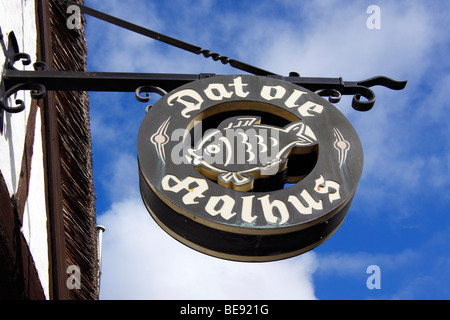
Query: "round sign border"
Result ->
[[137, 75, 363, 261]]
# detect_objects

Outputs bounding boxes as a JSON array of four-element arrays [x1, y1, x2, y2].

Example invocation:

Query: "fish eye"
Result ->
[[205, 144, 220, 155]]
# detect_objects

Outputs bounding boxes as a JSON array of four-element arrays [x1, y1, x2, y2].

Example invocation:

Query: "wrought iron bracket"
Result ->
[[0, 2, 407, 135]]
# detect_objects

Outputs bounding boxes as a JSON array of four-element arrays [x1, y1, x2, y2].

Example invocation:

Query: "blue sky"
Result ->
[[84, 0, 450, 299]]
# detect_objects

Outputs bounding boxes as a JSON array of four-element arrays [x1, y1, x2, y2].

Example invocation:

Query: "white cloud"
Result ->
[[105, 153, 140, 200], [97, 197, 318, 300], [263, 1, 436, 80]]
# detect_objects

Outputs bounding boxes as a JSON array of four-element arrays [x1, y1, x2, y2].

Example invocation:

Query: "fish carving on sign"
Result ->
[[187, 116, 317, 191]]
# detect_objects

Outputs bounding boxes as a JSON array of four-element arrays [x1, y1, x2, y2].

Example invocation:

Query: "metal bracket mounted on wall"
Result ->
[[0, 2, 407, 135]]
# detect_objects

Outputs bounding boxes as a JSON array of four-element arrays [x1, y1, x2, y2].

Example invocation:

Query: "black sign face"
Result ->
[[137, 75, 363, 261]]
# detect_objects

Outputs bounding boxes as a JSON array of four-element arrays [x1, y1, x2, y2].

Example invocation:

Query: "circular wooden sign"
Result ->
[[137, 75, 363, 261]]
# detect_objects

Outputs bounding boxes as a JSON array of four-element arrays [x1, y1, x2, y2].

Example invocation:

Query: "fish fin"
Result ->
[[259, 158, 286, 176], [218, 116, 261, 130], [284, 121, 317, 145], [218, 171, 254, 191]]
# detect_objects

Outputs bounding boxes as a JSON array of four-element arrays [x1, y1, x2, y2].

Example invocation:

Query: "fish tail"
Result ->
[[285, 121, 317, 145]]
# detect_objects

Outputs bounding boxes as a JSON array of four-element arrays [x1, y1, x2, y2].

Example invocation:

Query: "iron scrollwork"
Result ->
[[135, 86, 168, 113], [315, 89, 342, 104], [350, 76, 407, 111], [135, 86, 168, 103], [1, 82, 47, 114], [1, 32, 49, 133], [299, 75, 407, 111]]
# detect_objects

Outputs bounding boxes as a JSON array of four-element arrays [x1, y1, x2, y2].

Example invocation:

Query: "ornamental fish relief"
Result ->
[[187, 116, 317, 191]]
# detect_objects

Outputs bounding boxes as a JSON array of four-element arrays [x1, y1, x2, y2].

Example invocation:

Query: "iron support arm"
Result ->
[[3, 70, 214, 93], [2, 67, 407, 111], [58, 0, 277, 77]]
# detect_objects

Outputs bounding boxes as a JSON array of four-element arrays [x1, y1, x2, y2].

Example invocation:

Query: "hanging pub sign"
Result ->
[[137, 75, 364, 262]]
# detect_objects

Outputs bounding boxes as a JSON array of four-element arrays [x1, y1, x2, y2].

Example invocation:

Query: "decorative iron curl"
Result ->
[[135, 86, 167, 113], [135, 86, 167, 103], [351, 87, 376, 112], [311, 76, 406, 112], [315, 89, 342, 104], [350, 76, 407, 111], [33, 61, 49, 71], [1, 82, 47, 113], [8, 52, 32, 70], [314, 87, 375, 111]]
